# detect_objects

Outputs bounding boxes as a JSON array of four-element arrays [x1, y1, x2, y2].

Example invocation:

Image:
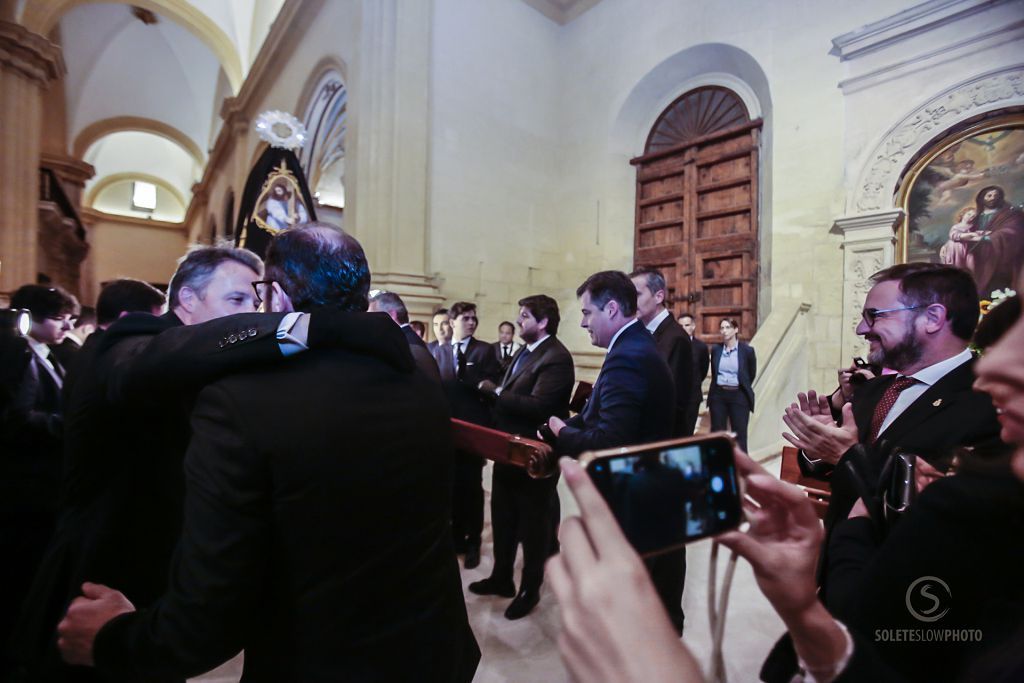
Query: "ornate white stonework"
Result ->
[[852, 67, 1024, 213]]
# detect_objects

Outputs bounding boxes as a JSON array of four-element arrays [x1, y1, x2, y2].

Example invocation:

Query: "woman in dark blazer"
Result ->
[[708, 318, 756, 452]]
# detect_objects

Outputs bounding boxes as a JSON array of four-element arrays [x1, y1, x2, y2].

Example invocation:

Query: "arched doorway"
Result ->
[[631, 86, 762, 342]]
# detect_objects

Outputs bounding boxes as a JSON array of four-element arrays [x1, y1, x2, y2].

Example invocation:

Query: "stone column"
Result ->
[[348, 0, 441, 320], [0, 20, 63, 293], [834, 209, 903, 362]]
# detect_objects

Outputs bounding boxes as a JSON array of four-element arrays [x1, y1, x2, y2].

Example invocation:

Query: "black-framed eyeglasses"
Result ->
[[861, 304, 926, 327], [251, 280, 276, 306]]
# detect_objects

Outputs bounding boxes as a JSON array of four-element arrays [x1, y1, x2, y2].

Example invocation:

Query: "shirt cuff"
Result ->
[[797, 619, 853, 683], [276, 312, 309, 357]]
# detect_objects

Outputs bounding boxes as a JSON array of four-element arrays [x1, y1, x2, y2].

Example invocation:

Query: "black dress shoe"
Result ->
[[504, 588, 540, 620], [464, 546, 481, 569], [468, 577, 516, 597]]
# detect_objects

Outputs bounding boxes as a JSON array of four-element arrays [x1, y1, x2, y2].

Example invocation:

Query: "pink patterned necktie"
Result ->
[[868, 376, 918, 443]]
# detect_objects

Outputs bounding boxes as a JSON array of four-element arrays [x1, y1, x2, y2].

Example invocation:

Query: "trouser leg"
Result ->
[[489, 467, 518, 583], [645, 547, 686, 635]]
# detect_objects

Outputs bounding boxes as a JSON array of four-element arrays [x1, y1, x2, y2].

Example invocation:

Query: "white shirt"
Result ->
[[275, 312, 309, 356], [27, 336, 59, 377], [524, 334, 550, 353], [451, 336, 472, 362], [607, 318, 639, 352], [644, 308, 670, 334], [877, 347, 973, 437]]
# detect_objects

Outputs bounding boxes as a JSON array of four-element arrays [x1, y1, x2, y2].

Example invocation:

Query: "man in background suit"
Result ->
[[437, 301, 503, 568], [631, 268, 693, 436], [1, 285, 78, 662], [471, 295, 574, 619], [547, 271, 673, 456], [369, 290, 439, 379], [57, 224, 480, 683], [630, 267, 694, 633], [679, 312, 709, 436], [428, 308, 452, 357], [492, 321, 520, 373]]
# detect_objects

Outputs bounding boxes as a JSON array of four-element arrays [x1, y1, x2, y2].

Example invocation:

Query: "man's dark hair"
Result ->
[[518, 294, 560, 335], [433, 307, 449, 318], [76, 306, 97, 328], [449, 302, 477, 320], [973, 294, 1020, 351], [576, 271, 637, 317], [370, 291, 409, 324], [11, 284, 79, 322], [409, 320, 426, 337], [498, 321, 514, 332], [96, 279, 166, 325], [678, 312, 695, 321], [628, 266, 668, 299], [870, 262, 980, 340], [266, 223, 371, 313], [168, 244, 263, 310]]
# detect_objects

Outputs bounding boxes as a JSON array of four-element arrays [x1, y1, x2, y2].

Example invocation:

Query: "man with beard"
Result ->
[[782, 263, 1001, 580], [957, 185, 1024, 296]]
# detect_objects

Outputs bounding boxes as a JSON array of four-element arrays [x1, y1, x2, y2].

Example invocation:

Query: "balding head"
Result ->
[[265, 223, 371, 313]]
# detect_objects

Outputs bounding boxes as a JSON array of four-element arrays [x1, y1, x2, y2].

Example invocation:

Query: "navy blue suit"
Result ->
[[708, 341, 756, 451], [557, 320, 674, 456]]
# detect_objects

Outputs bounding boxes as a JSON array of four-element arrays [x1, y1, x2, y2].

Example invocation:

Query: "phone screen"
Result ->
[[584, 435, 742, 556]]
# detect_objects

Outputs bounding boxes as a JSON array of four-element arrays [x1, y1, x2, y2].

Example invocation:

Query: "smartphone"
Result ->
[[578, 433, 743, 557], [853, 357, 868, 368]]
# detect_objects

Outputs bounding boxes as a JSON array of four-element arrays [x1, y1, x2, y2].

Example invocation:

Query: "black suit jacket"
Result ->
[[709, 341, 756, 411], [491, 340, 519, 373], [402, 324, 440, 380], [93, 325, 480, 683], [493, 335, 575, 438], [650, 315, 694, 436], [437, 336, 503, 427], [557, 321, 674, 456], [691, 337, 710, 395]]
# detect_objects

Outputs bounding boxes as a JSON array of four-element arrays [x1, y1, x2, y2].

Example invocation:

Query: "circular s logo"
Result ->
[[905, 576, 951, 623]]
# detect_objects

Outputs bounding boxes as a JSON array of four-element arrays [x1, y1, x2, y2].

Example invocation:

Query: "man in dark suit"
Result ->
[[491, 320, 520, 373], [14, 248, 379, 682], [630, 267, 694, 633], [369, 290, 439, 379], [57, 224, 480, 682], [436, 301, 503, 568], [547, 271, 673, 456], [1, 284, 77, 661], [631, 268, 693, 437], [470, 295, 574, 619], [678, 312, 709, 436], [428, 307, 452, 358]]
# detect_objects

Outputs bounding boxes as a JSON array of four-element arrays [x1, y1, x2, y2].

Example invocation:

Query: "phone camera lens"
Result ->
[[711, 476, 724, 493]]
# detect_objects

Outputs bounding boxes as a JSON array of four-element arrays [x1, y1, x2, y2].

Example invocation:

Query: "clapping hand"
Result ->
[[782, 391, 858, 464], [57, 582, 135, 666]]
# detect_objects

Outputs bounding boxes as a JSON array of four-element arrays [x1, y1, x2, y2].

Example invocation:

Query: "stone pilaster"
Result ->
[[348, 0, 439, 306], [0, 20, 64, 293], [834, 209, 903, 362]]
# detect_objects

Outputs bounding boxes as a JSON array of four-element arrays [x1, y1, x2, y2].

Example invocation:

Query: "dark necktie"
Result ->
[[502, 345, 511, 361], [456, 343, 467, 381], [868, 376, 918, 443], [509, 346, 530, 378]]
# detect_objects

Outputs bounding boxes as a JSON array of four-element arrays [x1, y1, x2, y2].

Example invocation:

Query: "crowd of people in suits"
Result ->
[[2, 219, 1020, 682]]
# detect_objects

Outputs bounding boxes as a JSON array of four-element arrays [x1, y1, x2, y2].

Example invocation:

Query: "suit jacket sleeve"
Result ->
[[698, 343, 710, 384], [494, 351, 574, 423], [748, 344, 757, 382], [103, 312, 287, 406], [94, 382, 269, 680], [6, 358, 62, 440], [556, 356, 647, 456]]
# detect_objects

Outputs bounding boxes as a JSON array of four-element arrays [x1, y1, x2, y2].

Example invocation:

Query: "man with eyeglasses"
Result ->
[[758, 263, 1004, 682]]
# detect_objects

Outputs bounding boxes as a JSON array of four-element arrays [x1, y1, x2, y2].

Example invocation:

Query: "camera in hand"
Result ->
[[850, 357, 882, 385], [579, 433, 742, 557], [536, 421, 557, 445]]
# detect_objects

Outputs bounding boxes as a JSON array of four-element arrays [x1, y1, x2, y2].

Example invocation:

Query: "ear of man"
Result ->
[[270, 281, 295, 313]]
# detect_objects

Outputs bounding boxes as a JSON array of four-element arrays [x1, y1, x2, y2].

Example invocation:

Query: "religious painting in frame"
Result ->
[[898, 114, 1024, 299]]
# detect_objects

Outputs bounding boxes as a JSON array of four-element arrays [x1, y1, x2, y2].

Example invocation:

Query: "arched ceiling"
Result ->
[[43, 0, 285, 221]]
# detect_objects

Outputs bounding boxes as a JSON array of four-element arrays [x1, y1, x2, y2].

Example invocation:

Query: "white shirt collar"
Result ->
[[905, 347, 973, 387], [608, 318, 638, 352], [645, 308, 670, 334], [27, 336, 51, 360], [526, 334, 550, 352]]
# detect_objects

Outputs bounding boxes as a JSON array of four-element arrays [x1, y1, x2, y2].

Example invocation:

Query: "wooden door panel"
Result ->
[[632, 87, 761, 344]]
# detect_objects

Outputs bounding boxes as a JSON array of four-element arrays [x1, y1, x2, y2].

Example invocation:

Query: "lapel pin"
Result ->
[[932, 399, 943, 407]]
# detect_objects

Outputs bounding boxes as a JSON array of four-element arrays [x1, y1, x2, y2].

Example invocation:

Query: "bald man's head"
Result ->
[[265, 223, 371, 313]]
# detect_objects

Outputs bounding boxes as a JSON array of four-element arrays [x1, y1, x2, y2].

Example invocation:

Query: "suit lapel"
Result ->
[[878, 359, 975, 445]]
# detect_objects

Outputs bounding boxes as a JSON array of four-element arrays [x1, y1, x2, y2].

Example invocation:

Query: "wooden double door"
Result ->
[[631, 87, 762, 343]]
